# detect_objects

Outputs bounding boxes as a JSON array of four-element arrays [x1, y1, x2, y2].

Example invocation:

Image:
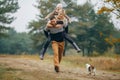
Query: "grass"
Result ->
[[0, 53, 120, 72], [62, 55, 120, 72], [43, 54, 120, 72], [0, 64, 23, 80], [0, 53, 120, 80], [21, 53, 120, 72], [0, 62, 74, 80]]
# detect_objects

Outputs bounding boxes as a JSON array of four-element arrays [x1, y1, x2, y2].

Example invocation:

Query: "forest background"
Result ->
[[0, 0, 120, 56]]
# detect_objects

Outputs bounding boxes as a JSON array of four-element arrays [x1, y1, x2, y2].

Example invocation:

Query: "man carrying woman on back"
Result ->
[[40, 3, 81, 60]]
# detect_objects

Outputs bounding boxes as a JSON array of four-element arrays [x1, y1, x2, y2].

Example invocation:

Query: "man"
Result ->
[[45, 17, 65, 72]]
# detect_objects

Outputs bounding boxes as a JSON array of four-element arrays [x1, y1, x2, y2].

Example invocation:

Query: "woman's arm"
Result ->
[[45, 11, 55, 20], [63, 10, 71, 23]]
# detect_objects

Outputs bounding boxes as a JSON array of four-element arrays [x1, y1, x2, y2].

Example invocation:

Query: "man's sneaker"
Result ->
[[54, 66, 59, 73]]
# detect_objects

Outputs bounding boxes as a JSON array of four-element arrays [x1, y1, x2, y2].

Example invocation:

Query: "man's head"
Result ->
[[50, 16, 56, 20], [50, 17, 56, 25]]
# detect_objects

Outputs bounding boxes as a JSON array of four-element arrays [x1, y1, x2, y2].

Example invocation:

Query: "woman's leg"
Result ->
[[62, 25, 68, 56], [40, 31, 51, 60], [44, 30, 49, 38], [64, 32, 81, 52], [65, 25, 68, 33]]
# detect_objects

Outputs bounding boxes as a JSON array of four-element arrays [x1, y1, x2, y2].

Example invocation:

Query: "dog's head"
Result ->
[[86, 63, 90, 69]]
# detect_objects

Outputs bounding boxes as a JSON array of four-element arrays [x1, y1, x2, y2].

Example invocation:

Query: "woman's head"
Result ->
[[55, 3, 63, 13], [57, 13, 64, 20], [56, 3, 63, 9]]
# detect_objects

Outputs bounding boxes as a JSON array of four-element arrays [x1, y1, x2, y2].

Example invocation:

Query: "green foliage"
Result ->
[[112, 31, 120, 54], [0, 0, 19, 37], [0, 28, 35, 54], [67, 2, 115, 55], [92, 14, 115, 53]]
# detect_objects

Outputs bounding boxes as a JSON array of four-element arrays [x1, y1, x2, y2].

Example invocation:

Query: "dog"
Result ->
[[86, 63, 96, 76]]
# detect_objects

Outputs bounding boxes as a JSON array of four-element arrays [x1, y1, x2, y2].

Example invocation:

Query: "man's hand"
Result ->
[[55, 24, 63, 28]]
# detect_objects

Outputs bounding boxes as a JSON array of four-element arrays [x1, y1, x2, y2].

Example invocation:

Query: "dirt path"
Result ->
[[0, 56, 120, 80]]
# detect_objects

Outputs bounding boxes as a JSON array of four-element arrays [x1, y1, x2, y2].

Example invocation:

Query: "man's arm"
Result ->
[[46, 23, 54, 28], [46, 21, 55, 28]]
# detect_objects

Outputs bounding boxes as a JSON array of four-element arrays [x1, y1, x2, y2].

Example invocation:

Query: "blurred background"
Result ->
[[0, 0, 120, 56]]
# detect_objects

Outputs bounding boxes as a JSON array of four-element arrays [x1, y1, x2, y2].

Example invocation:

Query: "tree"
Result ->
[[0, 0, 19, 37], [0, 28, 35, 54], [96, 0, 120, 18], [92, 14, 115, 54], [67, 2, 115, 55], [105, 31, 120, 54]]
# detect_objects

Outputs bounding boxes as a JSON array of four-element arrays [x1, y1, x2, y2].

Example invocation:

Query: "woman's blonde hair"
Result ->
[[56, 3, 63, 8]]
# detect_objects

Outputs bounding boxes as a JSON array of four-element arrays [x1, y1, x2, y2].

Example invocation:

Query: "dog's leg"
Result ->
[[93, 68, 96, 76]]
